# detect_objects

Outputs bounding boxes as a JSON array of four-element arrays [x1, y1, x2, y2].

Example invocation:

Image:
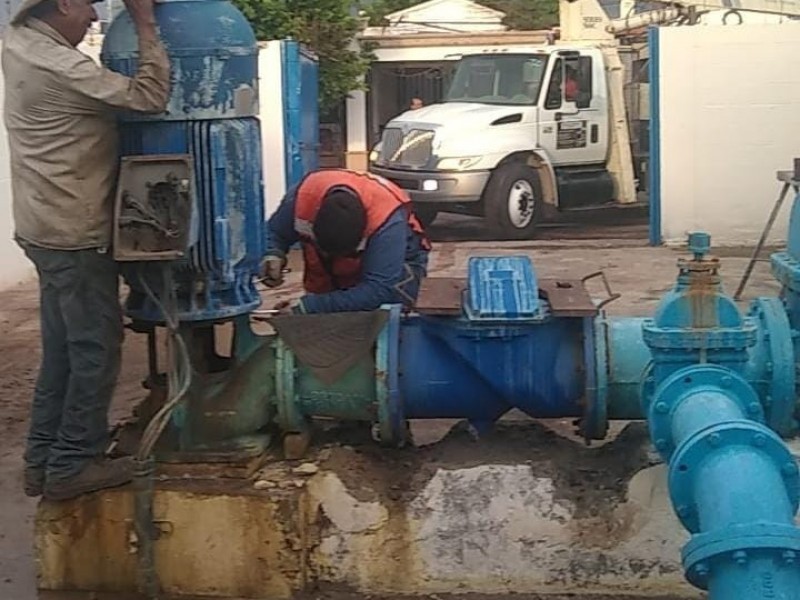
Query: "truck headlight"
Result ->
[[437, 156, 480, 170], [369, 149, 379, 163]]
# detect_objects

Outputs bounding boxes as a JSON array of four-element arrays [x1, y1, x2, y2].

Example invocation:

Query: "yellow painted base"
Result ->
[[36, 483, 305, 599], [35, 439, 699, 599]]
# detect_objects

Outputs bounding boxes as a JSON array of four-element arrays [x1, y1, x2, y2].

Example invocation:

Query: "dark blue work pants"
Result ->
[[21, 244, 123, 481]]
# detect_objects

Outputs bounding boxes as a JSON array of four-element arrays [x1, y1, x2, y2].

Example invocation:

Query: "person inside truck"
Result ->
[[261, 169, 432, 314], [564, 65, 580, 102], [409, 97, 424, 110], [546, 61, 581, 107]]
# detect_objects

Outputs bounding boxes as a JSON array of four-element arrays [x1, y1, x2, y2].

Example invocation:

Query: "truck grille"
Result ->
[[379, 127, 434, 168]]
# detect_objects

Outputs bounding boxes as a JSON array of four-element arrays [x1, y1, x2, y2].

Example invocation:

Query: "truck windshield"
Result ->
[[445, 54, 547, 106]]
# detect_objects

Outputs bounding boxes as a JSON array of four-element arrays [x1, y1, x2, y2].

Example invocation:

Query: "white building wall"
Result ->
[[657, 23, 800, 246], [0, 66, 29, 290], [259, 41, 288, 219]]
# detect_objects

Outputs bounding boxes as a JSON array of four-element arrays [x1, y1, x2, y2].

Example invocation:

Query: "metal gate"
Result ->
[[282, 41, 320, 188], [367, 61, 456, 147]]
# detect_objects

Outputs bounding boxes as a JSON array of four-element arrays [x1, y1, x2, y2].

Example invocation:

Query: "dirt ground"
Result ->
[[0, 215, 770, 599]]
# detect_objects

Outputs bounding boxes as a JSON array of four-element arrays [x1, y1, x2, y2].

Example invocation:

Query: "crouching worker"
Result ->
[[262, 169, 431, 314]]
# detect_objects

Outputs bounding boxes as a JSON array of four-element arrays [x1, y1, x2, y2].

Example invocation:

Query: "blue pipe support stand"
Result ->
[[649, 365, 800, 597]]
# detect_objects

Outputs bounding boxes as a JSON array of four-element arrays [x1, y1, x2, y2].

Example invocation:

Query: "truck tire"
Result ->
[[413, 204, 439, 229], [484, 163, 543, 239]]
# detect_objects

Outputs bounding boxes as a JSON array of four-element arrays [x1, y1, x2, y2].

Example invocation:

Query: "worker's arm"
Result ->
[[298, 211, 410, 314], [57, 0, 170, 114], [265, 185, 301, 259]]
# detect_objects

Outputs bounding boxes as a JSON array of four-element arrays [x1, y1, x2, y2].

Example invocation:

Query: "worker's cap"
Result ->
[[11, 0, 104, 27]]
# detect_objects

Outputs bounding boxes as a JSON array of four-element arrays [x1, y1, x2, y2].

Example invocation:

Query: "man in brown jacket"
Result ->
[[2, 0, 171, 500]]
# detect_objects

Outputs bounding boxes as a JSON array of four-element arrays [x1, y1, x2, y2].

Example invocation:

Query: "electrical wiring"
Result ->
[[136, 265, 193, 460]]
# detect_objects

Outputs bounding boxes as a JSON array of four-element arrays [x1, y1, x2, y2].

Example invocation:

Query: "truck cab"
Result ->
[[369, 46, 625, 238]]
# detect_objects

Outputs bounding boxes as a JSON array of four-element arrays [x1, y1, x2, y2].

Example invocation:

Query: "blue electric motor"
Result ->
[[101, 0, 264, 323]]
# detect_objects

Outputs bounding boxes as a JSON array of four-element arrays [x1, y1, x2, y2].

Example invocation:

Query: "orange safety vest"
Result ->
[[294, 169, 431, 294]]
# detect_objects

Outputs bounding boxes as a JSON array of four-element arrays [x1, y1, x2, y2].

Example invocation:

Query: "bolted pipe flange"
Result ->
[[647, 365, 764, 462], [682, 523, 800, 590], [375, 305, 408, 447], [669, 422, 800, 533], [747, 297, 796, 436]]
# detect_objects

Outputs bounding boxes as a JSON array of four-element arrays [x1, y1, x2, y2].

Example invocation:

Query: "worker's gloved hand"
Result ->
[[273, 299, 305, 315], [260, 255, 286, 288]]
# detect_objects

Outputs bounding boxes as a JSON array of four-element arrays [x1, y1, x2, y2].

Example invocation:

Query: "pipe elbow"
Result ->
[[646, 364, 800, 595]]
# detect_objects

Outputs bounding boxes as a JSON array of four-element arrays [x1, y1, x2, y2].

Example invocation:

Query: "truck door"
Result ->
[[537, 52, 608, 166]]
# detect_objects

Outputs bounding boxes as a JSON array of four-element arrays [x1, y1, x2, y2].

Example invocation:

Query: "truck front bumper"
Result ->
[[370, 165, 490, 204]]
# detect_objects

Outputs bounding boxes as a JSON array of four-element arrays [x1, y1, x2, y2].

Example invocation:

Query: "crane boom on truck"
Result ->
[[367, 0, 800, 238]]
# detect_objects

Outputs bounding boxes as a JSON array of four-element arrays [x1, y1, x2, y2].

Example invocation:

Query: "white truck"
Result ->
[[368, 0, 800, 238]]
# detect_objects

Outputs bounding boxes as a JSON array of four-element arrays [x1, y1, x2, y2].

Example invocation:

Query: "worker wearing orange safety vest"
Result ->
[[262, 169, 431, 314]]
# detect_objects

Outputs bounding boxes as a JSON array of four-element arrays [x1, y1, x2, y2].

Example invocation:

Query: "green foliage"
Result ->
[[363, 0, 559, 30], [362, 0, 417, 25], [233, 0, 374, 111], [488, 0, 559, 30]]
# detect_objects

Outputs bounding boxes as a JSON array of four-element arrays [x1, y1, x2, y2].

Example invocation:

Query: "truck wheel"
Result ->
[[413, 204, 439, 229], [484, 163, 542, 239]]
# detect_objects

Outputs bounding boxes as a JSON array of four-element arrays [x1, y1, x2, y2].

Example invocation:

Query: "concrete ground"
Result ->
[[0, 214, 780, 600]]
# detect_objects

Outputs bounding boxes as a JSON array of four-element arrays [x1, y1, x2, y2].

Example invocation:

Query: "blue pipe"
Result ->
[[647, 364, 800, 598], [399, 314, 586, 421]]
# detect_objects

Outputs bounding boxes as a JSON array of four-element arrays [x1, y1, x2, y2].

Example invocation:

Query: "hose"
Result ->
[[137, 265, 192, 460], [133, 456, 159, 598], [133, 264, 194, 599]]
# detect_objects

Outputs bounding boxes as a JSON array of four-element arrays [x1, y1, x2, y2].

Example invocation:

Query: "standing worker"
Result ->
[[262, 169, 431, 314], [3, 0, 171, 501]]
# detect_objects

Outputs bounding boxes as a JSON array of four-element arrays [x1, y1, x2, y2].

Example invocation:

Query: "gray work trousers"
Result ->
[[22, 244, 123, 481]]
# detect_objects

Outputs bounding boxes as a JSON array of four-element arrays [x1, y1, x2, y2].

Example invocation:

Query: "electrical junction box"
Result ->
[[113, 154, 195, 262]]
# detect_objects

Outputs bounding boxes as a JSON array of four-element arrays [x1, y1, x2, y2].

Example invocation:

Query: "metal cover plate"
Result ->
[[415, 278, 465, 315], [538, 279, 598, 317], [416, 277, 597, 317]]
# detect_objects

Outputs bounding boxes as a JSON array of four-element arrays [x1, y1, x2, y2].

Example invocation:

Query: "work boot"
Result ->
[[23, 466, 45, 498], [43, 456, 134, 502]]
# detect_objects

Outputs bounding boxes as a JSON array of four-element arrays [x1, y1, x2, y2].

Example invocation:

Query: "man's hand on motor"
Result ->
[[260, 255, 287, 288], [123, 0, 159, 29]]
